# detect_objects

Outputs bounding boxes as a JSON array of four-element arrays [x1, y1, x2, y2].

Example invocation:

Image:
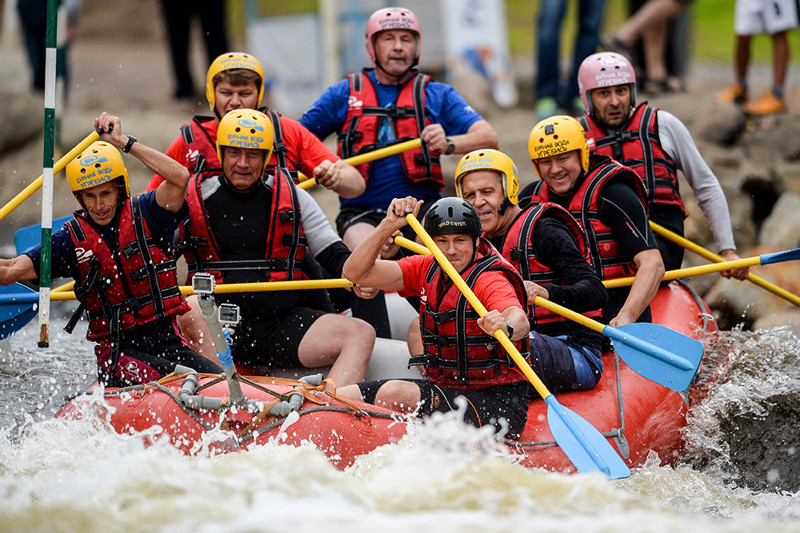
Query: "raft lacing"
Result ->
[[97, 371, 413, 447]]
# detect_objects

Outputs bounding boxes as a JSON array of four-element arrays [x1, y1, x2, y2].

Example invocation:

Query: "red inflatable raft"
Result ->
[[56, 280, 716, 472]]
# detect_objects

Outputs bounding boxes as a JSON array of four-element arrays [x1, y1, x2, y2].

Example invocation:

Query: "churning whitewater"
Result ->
[[1, 310, 799, 533]]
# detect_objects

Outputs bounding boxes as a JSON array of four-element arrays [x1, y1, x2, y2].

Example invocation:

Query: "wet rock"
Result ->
[[753, 310, 800, 337], [758, 192, 800, 249], [696, 105, 745, 146], [0, 89, 42, 154], [706, 245, 800, 329], [720, 393, 800, 492]]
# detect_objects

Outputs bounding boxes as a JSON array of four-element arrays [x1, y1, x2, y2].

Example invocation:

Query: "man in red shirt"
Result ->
[[146, 51, 364, 198], [338, 196, 532, 438]]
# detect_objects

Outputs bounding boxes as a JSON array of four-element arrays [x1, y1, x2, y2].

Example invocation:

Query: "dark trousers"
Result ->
[[159, 0, 230, 96]]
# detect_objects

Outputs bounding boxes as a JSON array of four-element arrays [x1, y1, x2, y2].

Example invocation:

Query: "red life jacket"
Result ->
[[581, 103, 686, 217], [502, 202, 603, 326], [180, 116, 221, 175], [412, 240, 530, 389], [338, 69, 443, 188], [67, 197, 189, 343], [179, 168, 308, 284], [527, 155, 648, 280], [180, 110, 295, 179]]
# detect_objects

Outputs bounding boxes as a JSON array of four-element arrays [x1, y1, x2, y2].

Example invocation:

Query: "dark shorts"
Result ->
[[335, 199, 438, 240], [97, 318, 223, 387], [229, 307, 325, 368], [357, 378, 532, 439], [651, 208, 686, 271], [527, 332, 603, 394]]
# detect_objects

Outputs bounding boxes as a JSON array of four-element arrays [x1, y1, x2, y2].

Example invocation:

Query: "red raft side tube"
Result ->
[[500, 280, 717, 472], [56, 280, 716, 473], [56, 376, 410, 469]]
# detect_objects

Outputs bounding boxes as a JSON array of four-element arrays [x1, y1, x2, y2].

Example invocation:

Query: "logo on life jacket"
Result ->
[[348, 96, 363, 109], [74, 247, 94, 264]]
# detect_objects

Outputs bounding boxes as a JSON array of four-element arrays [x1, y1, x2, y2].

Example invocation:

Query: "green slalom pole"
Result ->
[[38, 0, 59, 348]]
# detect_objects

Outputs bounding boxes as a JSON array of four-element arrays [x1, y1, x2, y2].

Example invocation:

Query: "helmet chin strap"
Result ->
[[498, 198, 511, 216], [375, 60, 414, 84]]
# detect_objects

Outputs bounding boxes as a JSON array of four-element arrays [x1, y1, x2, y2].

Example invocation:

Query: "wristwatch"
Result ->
[[445, 138, 455, 155], [123, 135, 137, 153], [505, 322, 514, 338]]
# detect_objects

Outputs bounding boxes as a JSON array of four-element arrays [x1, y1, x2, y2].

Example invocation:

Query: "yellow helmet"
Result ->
[[216, 110, 275, 170], [454, 149, 519, 209], [527, 115, 589, 179], [66, 141, 129, 204], [206, 52, 265, 113]]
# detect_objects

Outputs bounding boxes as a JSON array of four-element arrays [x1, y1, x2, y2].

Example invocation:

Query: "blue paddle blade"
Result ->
[[760, 247, 800, 265], [15, 215, 72, 255], [0, 283, 38, 341], [545, 396, 631, 479], [608, 322, 704, 392]]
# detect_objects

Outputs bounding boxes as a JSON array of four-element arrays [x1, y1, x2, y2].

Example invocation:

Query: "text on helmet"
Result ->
[[531, 139, 571, 158], [593, 71, 632, 87]]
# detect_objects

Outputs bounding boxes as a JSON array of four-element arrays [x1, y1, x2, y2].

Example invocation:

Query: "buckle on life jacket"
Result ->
[[614, 130, 636, 143], [278, 209, 295, 224], [281, 233, 307, 247]]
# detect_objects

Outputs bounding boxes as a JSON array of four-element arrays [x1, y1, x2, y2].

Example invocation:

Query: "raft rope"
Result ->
[[93, 371, 413, 445], [501, 350, 629, 457]]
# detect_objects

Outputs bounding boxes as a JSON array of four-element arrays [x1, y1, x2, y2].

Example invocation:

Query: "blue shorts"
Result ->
[[527, 331, 603, 394]]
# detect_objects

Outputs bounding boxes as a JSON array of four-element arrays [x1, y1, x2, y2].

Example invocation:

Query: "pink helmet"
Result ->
[[365, 7, 421, 65], [577, 52, 637, 115]]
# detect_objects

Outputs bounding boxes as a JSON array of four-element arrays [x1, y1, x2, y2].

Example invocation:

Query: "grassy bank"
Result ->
[[507, 0, 800, 64]]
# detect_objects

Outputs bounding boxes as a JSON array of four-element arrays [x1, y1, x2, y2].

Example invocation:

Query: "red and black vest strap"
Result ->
[[181, 116, 220, 175]]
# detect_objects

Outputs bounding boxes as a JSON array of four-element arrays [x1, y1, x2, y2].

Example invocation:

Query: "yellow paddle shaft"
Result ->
[[49, 278, 353, 301], [650, 221, 800, 307], [297, 138, 423, 190], [602, 254, 765, 289], [0, 131, 100, 222], [406, 214, 553, 401], [394, 235, 430, 255]]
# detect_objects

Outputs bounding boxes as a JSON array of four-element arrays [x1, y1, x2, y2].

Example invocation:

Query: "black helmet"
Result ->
[[424, 197, 482, 238]]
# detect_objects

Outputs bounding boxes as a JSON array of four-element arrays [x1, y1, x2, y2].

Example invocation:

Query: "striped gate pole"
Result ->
[[38, 0, 59, 348]]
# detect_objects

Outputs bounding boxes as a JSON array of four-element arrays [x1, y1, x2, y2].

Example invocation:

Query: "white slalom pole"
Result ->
[[38, 0, 59, 348]]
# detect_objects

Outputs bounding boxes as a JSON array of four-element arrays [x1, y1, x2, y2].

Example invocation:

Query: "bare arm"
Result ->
[[420, 119, 499, 155], [0, 255, 37, 286], [611, 248, 664, 327], [94, 112, 190, 214], [342, 197, 422, 291]]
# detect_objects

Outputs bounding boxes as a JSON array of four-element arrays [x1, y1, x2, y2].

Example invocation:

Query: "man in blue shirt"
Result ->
[[0, 113, 222, 386], [299, 6, 498, 336]]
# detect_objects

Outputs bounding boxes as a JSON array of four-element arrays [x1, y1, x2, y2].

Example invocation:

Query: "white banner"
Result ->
[[247, 14, 323, 118], [440, 0, 518, 107]]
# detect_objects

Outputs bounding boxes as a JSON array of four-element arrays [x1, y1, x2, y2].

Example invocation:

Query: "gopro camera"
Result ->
[[218, 303, 241, 326], [192, 272, 216, 295]]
